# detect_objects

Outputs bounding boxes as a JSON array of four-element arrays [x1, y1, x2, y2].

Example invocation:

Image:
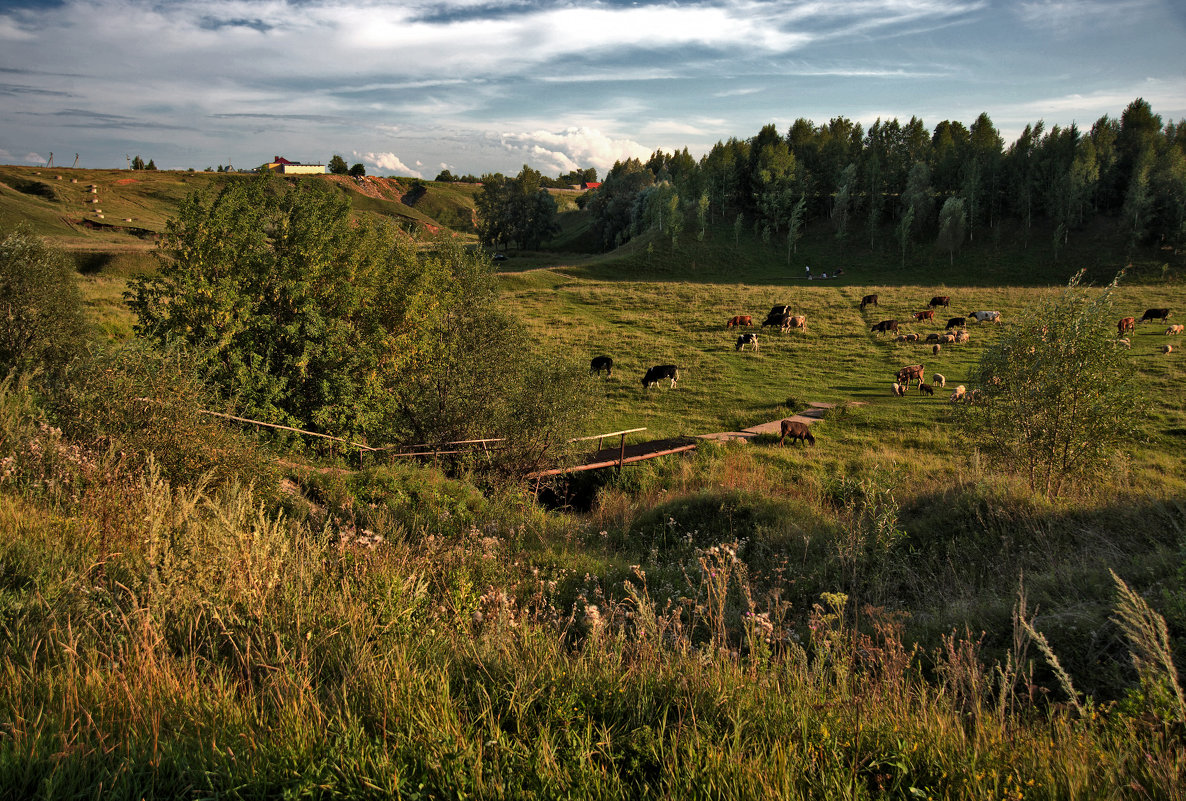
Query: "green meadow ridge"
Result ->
[[2, 159, 1186, 797]]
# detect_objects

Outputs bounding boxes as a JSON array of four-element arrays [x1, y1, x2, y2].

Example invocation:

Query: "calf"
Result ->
[[914, 310, 935, 322], [735, 333, 759, 351], [919, 382, 935, 396], [783, 315, 807, 332], [928, 295, 950, 308], [589, 355, 613, 377], [871, 319, 899, 335], [1118, 316, 1135, 336], [1139, 308, 1171, 324], [860, 294, 879, 310], [779, 419, 816, 446], [642, 364, 679, 389], [945, 317, 966, 329], [726, 315, 753, 328]]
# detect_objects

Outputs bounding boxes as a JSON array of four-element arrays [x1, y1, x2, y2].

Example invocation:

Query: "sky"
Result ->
[[1, 0, 1184, 179]]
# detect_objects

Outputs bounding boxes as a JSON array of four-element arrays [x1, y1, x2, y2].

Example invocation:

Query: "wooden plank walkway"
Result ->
[[533, 401, 865, 478]]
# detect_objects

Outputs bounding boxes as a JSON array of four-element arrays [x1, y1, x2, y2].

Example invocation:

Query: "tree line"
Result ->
[[585, 98, 1186, 261]]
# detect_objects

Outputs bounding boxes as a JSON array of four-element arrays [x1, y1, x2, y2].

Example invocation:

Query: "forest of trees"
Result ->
[[583, 98, 1186, 259], [475, 165, 561, 251]]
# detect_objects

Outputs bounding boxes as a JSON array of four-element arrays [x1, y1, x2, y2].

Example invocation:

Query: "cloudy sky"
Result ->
[[1, 0, 1184, 178]]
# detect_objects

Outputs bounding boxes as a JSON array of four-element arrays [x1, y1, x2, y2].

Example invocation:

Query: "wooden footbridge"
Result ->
[[196, 402, 850, 477]]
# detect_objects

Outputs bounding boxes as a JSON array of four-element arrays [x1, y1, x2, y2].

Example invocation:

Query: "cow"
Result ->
[[783, 315, 807, 332], [929, 296, 950, 308], [860, 294, 879, 310], [735, 333, 759, 351], [589, 356, 613, 377], [968, 310, 1001, 324], [896, 364, 925, 389], [642, 365, 679, 389], [779, 419, 816, 446], [914, 310, 935, 322], [726, 315, 753, 328], [871, 319, 899, 335], [1139, 308, 1171, 324], [945, 317, 966, 330], [1118, 317, 1136, 336]]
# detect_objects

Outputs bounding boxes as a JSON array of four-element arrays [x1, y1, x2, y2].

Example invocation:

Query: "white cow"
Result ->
[[968, 310, 1001, 323]]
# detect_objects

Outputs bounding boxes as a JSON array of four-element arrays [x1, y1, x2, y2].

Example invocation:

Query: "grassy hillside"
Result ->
[[3, 181, 1186, 796], [0, 166, 479, 251]]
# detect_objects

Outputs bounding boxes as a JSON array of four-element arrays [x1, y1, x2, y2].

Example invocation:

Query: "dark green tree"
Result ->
[[145, 159, 157, 171], [435, 169, 457, 182], [131, 155, 145, 170], [349, 163, 366, 177], [328, 154, 349, 175]]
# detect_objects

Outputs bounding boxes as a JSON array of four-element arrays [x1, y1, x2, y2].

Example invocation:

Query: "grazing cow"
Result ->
[[642, 365, 679, 389], [932, 373, 946, 388], [1166, 324, 1184, 335], [735, 333, 759, 351], [589, 356, 613, 377], [1139, 308, 1171, 324], [871, 319, 899, 335], [1118, 317, 1136, 336], [914, 310, 936, 322], [968, 310, 1001, 323], [919, 383, 935, 396], [896, 364, 925, 389], [929, 295, 950, 308], [783, 315, 807, 332], [860, 294, 879, 310], [726, 315, 753, 328], [779, 419, 816, 446], [945, 317, 966, 329]]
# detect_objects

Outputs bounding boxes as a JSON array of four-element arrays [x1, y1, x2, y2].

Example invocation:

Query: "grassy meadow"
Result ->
[[3, 183, 1186, 797]]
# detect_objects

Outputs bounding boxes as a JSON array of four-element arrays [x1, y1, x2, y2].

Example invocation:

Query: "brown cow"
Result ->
[[896, 364, 924, 388], [860, 294, 879, 310], [779, 419, 816, 446], [1118, 316, 1135, 336], [914, 310, 935, 322], [727, 315, 753, 328], [928, 295, 950, 308], [782, 314, 807, 332]]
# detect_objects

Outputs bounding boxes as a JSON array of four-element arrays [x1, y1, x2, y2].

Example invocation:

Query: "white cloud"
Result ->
[[24, 152, 45, 164], [361, 151, 422, 177], [499, 128, 652, 174]]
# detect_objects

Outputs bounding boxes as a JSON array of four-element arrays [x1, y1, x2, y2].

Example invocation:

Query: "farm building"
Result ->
[[264, 156, 325, 175]]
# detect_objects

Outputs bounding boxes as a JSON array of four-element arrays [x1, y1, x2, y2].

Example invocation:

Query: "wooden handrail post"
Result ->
[[618, 432, 627, 471]]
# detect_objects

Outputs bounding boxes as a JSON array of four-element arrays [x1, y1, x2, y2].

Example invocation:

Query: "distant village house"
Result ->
[[264, 156, 325, 175]]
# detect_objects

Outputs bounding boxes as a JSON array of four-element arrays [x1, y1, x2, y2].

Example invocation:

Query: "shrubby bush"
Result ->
[[961, 272, 1142, 497], [0, 225, 87, 379]]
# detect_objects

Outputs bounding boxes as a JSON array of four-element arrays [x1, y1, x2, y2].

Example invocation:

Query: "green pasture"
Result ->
[[499, 264, 1186, 495]]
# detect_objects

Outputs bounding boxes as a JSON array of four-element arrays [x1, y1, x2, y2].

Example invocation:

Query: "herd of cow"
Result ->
[[585, 291, 1176, 447]]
